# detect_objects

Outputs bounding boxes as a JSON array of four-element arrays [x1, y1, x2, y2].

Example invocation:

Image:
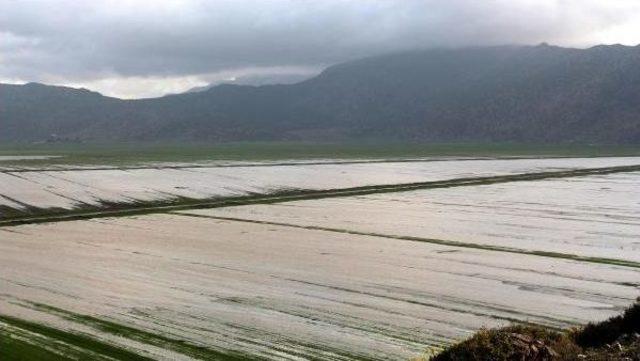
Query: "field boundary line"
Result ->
[[174, 212, 640, 269]]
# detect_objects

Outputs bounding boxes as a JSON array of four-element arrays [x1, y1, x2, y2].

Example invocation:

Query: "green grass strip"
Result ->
[[23, 302, 258, 361], [0, 333, 72, 361], [0, 314, 154, 361]]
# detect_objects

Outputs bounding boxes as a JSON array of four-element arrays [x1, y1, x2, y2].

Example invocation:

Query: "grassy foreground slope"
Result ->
[[425, 299, 640, 361]]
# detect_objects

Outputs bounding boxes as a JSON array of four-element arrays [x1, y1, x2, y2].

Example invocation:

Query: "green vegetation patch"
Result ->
[[22, 302, 258, 360], [0, 335, 69, 361], [12, 301, 382, 360], [2, 141, 640, 167], [0, 314, 154, 361]]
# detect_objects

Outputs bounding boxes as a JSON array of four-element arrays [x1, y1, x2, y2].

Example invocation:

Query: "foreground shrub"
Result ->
[[429, 299, 640, 361], [573, 298, 640, 348], [430, 325, 578, 361]]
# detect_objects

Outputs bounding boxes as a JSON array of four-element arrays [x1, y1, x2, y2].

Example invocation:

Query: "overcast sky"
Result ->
[[2, 0, 640, 98]]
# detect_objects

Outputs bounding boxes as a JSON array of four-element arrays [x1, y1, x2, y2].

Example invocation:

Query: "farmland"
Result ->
[[1, 146, 639, 360]]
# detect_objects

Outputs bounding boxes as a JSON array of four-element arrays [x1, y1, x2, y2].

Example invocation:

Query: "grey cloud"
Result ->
[[1, 0, 639, 90]]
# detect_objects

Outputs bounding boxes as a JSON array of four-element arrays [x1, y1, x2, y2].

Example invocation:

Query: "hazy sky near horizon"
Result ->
[[2, 0, 640, 98]]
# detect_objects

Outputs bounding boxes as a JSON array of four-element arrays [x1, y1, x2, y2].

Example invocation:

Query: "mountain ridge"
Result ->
[[2, 44, 640, 143]]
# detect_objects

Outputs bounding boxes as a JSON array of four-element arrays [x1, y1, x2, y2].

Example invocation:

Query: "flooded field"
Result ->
[[2, 213, 638, 360], [1, 156, 640, 211], [189, 172, 640, 263], [1, 155, 639, 360]]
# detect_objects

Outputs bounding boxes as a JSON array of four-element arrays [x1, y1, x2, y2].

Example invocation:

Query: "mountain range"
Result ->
[[2, 44, 640, 144]]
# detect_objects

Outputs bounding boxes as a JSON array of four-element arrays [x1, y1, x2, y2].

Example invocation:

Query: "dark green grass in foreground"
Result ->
[[1, 305, 256, 361], [2, 141, 640, 167], [0, 334, 76, 361], [0, 315, 154, 361], [24, 303, 257, 361]]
